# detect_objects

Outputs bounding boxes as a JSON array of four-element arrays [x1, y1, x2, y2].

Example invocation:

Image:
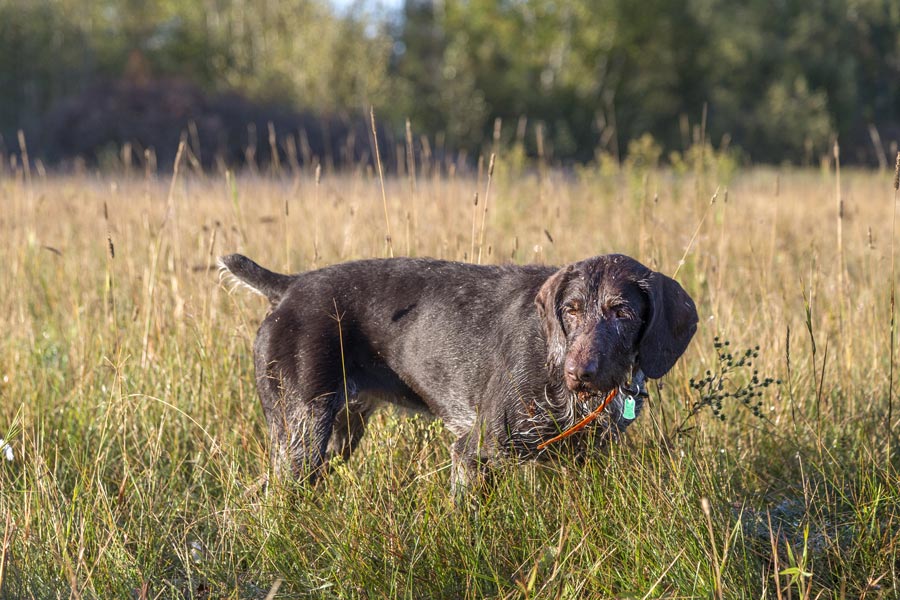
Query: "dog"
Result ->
[[219, 253, 698, 493]]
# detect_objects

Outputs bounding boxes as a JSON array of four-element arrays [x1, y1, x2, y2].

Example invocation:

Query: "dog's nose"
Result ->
[[565, 358, 598, 384]]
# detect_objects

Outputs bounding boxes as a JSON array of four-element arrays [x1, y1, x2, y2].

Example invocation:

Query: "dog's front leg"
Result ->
[[450, 424, 496, 501]]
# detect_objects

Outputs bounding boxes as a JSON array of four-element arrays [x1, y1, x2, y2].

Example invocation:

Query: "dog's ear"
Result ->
[[535, 265, 574, 366], [638, 272, 698, 378]]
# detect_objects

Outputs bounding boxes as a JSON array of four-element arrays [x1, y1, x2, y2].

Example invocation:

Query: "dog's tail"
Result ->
[[218, 254, 294, 304]]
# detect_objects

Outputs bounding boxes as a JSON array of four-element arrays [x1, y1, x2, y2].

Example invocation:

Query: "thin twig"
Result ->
[[700, 497, 724, 600], [673, 187, 718, 279], [834, 141, 846, 385], [314, 163, 321, 267], [370, 107, 393, 257], [405, 118, 417, 253], [889, 152, 899, 469], [476, 154, 495, 264], [469, 193, 479, 262]]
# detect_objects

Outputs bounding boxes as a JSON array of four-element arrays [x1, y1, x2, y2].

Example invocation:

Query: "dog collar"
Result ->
[[537, 369, 647, 450]]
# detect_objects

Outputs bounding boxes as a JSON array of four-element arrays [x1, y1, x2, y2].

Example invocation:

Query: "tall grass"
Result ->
[[0, 151, 898, 598]]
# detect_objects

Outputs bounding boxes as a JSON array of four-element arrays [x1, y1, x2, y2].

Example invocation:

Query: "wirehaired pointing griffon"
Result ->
[[219, 253, 698, 493]]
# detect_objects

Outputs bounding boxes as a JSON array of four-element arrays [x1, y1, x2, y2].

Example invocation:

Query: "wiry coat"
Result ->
[[219, 253, 698, 493]]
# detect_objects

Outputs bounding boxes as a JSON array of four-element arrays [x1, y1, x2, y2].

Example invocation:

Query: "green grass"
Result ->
[[0, 159, 898, 598]]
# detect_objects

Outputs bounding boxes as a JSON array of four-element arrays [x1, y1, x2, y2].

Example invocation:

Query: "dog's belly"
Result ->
[[351, 363, 478, 436], [348, 361, 427, 408], [345, 384, 476, 441]]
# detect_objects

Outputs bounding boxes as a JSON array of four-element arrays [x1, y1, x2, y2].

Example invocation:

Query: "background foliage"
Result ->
[[1, 0, 899, 166]]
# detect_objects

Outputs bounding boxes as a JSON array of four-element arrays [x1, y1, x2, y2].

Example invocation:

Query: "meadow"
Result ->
[[0, 146, 898, 598]]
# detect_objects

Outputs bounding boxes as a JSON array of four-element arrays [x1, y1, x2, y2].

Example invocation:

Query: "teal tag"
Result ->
[[623, 396, 636, 420]]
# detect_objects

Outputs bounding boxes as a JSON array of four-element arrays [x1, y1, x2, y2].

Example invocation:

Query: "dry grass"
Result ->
[[0, 155, 898, 598]]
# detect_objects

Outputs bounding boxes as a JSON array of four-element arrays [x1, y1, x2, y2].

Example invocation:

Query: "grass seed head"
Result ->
[[894, 151, 899, 191]]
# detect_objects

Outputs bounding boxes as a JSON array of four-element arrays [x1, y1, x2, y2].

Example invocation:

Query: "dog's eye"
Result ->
[[563, 304, 581, 317], [613, 307, 631, 320]]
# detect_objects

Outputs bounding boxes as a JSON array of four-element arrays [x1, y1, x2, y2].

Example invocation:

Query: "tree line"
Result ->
[[1, 0, 898, 168]]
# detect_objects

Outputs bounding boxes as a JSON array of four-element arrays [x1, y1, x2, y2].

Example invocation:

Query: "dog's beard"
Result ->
[[516, 362, 641, 452], [571, 390, 600, 421]]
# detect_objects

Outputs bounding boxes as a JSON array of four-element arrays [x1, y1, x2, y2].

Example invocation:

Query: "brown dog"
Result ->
[[220, 253, 698, 493]]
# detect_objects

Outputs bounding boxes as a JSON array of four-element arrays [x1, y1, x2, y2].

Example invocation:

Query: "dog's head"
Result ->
[[535, 254, 698, 393]]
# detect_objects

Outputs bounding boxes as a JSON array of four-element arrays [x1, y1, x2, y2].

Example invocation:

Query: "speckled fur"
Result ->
[[219, 253, 697, 493]]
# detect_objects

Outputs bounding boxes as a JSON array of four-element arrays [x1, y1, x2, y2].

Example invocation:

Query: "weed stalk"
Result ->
[[370, 107, 393, 257], [889, 152, 900, 469], [476, 153, 495, 264]]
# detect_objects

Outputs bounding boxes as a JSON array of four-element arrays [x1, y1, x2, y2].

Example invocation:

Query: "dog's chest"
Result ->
[[508, 387, 645, 454]]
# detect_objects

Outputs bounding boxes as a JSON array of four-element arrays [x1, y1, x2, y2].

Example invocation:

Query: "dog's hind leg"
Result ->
[[254, 305, 360, 484], [259, 365, 367, 483], [327, 398, 372, 463], [263, 387, 341, 484]]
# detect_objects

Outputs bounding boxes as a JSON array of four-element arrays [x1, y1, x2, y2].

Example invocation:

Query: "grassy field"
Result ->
[[0, 150, 898, 598]]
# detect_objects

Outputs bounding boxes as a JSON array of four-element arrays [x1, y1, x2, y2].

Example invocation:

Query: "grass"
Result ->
[[0, 152, 898, 598]]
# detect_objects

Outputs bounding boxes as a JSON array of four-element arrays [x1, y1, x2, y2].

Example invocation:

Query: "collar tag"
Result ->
[[620, 368, 644, 421], [622, 395, 636, 420]]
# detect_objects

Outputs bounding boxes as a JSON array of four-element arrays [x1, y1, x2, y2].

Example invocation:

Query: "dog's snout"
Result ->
[[565, 356, 598, 384]]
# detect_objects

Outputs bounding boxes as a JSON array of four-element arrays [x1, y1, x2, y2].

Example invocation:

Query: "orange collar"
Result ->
[[537, 387, 618, 450]]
